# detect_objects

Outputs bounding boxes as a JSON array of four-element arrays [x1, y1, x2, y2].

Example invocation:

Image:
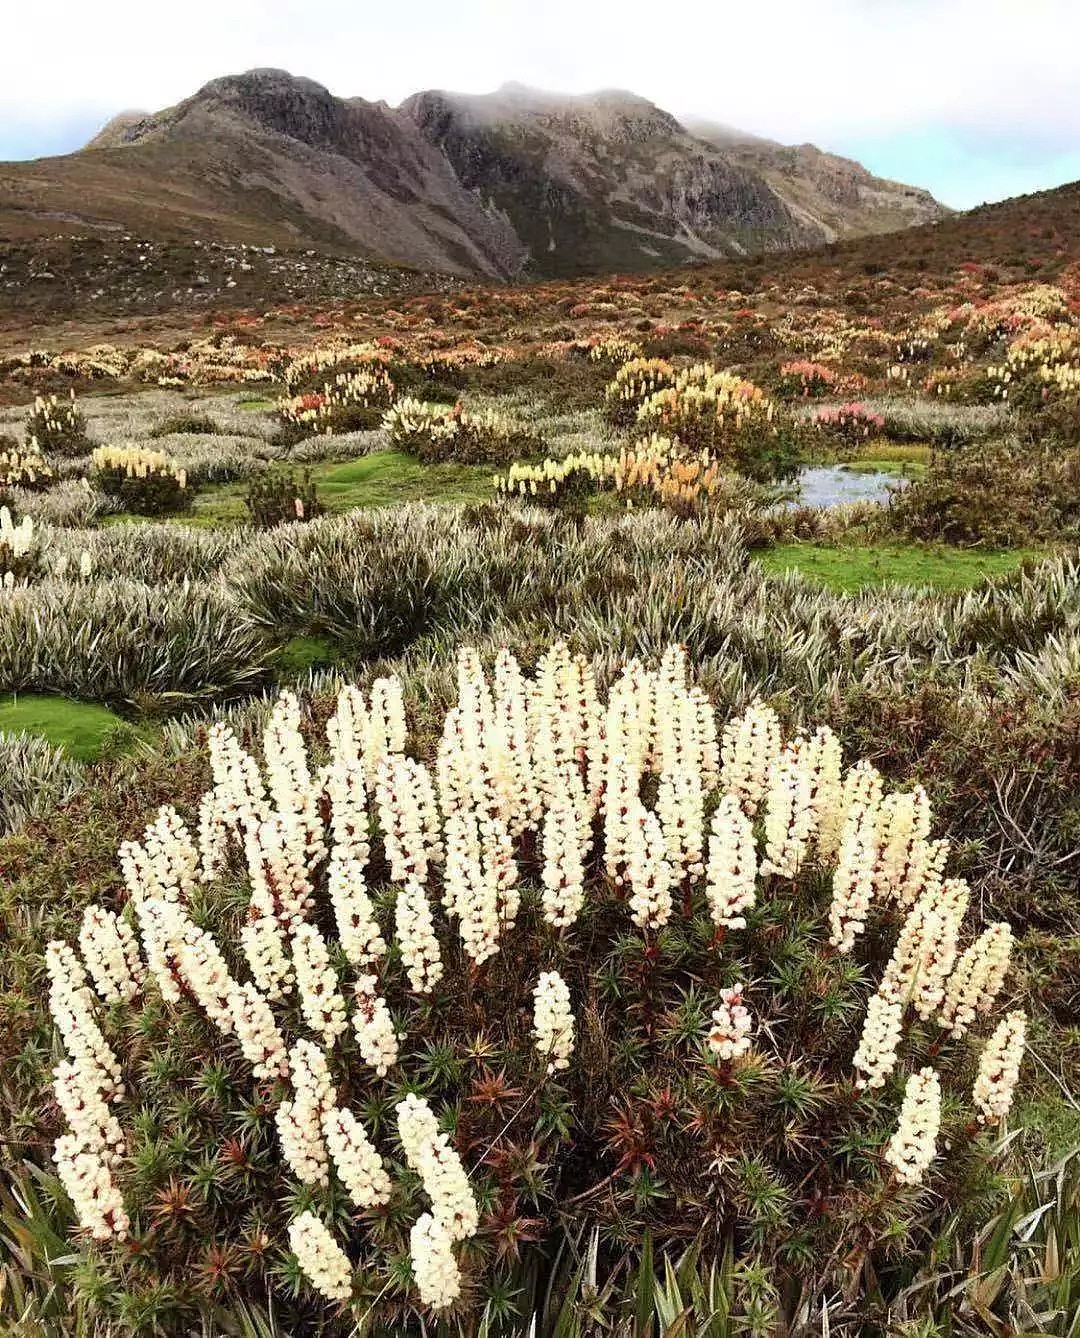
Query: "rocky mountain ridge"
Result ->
[[1, 69, 947, 279]]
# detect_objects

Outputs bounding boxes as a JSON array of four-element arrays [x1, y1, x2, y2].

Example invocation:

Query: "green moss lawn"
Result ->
[[757, 541, 1045, 593], [0, 694, 129, 760]]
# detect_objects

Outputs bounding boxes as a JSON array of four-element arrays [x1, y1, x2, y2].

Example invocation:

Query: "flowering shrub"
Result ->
[[382, 398, 543, 464], [493, 437, 754, 517], [982, 327, 1080, 419], [602, 357, 677, 426], [586, 336, 644, 366], [281, 343, 390, 393], [809, 402, 887, 450], [246, 470, 325, 529], [91, 446, 191, 516], [0, 505, 40, 587], [42, 643, 1023, 1330], [776, 360, 841, 398], [278, 365, 395, 437], [23, 393, 91, 456], [0, 438, 54, 493], [494, 451, 617, 506], [634, 365, 800, 480]]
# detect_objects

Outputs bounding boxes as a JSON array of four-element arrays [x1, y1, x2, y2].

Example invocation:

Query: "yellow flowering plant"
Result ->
[[91, 446, 191, 516]]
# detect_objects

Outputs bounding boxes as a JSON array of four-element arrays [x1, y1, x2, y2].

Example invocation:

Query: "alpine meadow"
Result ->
[[0, 43, 1079, 1338]]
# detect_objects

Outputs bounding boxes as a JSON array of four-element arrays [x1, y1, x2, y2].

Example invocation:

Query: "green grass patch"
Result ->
[[0, 694, 129, 761], [314, 452, 495, 509], [1016, 1097, 1080, 1161], [818, 440, 930, 479], [757, 541, 1045, 593], [275, 635, 345, 677], [187, 450, 496, 526], [857, 439, 932, 466], [236, 397, 277, 411]]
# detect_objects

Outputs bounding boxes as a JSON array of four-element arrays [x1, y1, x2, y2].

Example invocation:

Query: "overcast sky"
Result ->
[[2, 0, 1076, 210]]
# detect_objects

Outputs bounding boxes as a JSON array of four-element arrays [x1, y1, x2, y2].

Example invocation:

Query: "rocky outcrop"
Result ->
[[687, 120, 947, 241]]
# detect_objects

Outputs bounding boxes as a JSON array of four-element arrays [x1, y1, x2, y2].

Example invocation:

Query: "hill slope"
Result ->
[[0, 69, 948, 279]]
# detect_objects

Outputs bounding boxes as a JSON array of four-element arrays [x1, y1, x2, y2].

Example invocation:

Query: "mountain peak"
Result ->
[[196, 67, 334, 101]]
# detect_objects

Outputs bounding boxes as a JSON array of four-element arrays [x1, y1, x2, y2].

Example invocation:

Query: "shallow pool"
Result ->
[[792, 465, 902, 508]]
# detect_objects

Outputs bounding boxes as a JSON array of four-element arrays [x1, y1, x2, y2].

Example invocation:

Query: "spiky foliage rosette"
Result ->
[[43, 643, 1024, 1331]]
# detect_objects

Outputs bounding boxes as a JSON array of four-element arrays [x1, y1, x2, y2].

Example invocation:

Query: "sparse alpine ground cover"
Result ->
[[1, 258, 1080, 1332]]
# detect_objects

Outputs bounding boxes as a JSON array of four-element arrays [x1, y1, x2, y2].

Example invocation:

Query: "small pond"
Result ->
[[791, 465, 904, 509]]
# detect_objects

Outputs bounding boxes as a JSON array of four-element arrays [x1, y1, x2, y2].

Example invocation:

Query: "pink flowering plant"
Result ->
[[810, 401, 887, 450]]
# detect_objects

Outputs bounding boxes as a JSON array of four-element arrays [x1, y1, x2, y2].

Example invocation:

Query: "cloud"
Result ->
[[2, 0, 1078, 205]]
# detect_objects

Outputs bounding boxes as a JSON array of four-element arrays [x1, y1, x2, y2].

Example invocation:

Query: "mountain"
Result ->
[[686, 120, 946, 242], [0, 69, 948, 279]]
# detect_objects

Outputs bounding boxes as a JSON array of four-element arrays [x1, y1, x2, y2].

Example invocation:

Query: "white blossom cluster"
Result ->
[[410, 1211, 461, 1310], [626, 803, 675, 930], [532, 970, 576, 1072], [119, 804, 198, 906], [884, 1066, 942, 1186], [873, 787, 932, 902], [45, 944, 128, 1238], [828, 800, 878, 954], [397, 1094, 479, 1242], [940, 923, 1014, 1037], [719, 700, 780, 816], [197, 720, 269, 879], [760, 742, 815, 878], [972, 1009, 1027, 1124], [288, 1211, 354, 1302], [852, 992, 905, 1090], [328, 854, 385, 967], [707, 984, 753, 1061], [276, 1039, 334, 1186], [376, 754, 443, 885], [852, 882, 1011, 1089], [541, 783, 588, 926], [45, 941, 123, 1099], [279, 1038, 392, 1210], [0, 505, 35, 586], [352, 973, 399, 1075], [77, 904, 144, 1005], [322, 1105, 392, 1209], [395, 877, 443, 993], [436, 648, 529, 959], [704, 795, 757, 930], [397, 1094, 478, 1307], [292, 922, 348, 1043], [878, 877, 969, 1019]]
